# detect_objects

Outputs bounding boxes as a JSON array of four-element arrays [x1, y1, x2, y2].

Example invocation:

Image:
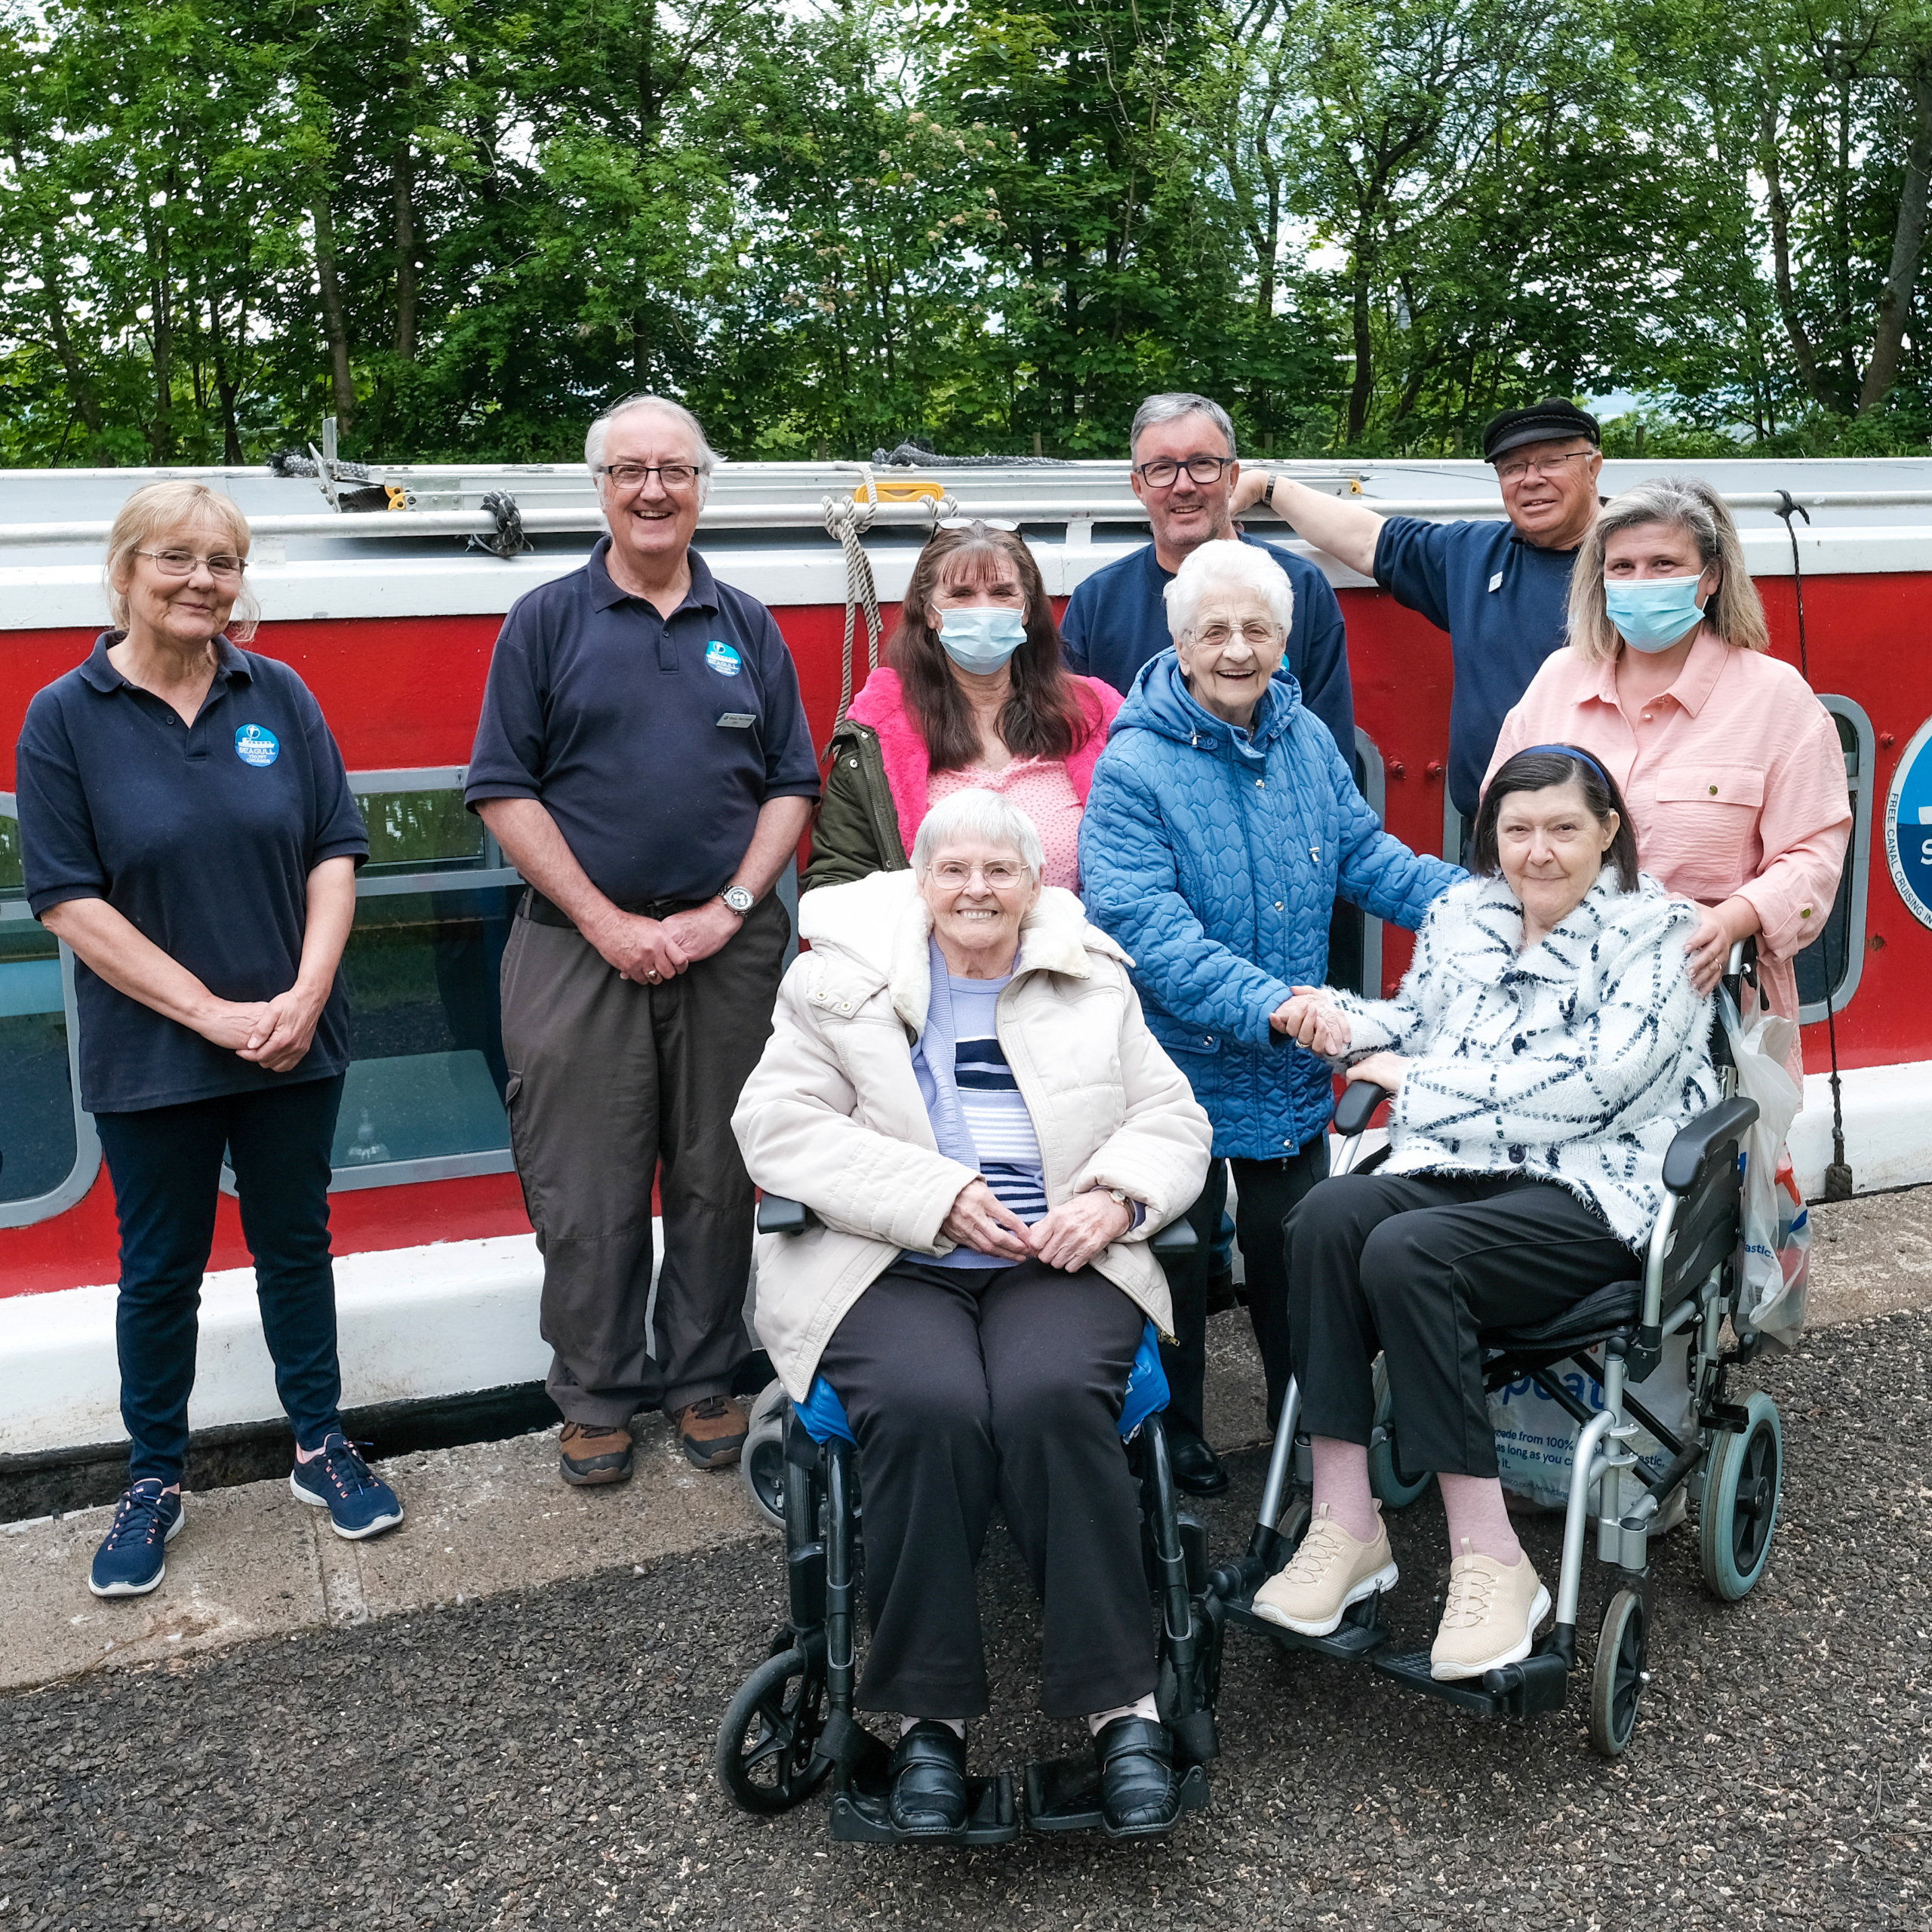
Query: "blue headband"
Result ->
[[1518, 742, 1612, 792]]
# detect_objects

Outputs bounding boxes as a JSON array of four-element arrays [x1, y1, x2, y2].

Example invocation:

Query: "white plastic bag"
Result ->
[[1719, 983, 1804, 1343]]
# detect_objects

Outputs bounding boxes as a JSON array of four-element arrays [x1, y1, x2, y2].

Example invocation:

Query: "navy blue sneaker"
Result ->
[[289, 1433, 404, 1540], [89, 1480, 184, 1598]]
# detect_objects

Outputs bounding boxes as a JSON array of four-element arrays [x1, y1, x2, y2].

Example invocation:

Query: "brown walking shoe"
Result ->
[[675, 1395, 749, 1470], [558, 1420, 634, 1487]]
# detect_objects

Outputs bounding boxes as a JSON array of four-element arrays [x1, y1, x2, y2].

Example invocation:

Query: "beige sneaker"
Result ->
[[1251, 1503, 1398, 1636], [1429, 1540, 1552, 1681]]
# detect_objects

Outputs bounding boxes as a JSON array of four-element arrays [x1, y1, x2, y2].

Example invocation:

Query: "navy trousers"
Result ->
[[95, 1074, 347, 1484]]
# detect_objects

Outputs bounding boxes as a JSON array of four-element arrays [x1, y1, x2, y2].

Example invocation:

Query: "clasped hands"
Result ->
[[941, 1180, 1133, 1273], [595, 900, 743, 984], [1268, 985, 1407, 1095]]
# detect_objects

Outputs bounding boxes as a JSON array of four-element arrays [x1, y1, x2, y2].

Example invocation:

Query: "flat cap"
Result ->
[[1481, 398, 1601, 463]]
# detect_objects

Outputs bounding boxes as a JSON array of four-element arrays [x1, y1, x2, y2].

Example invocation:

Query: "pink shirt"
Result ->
[[928, 756, 1085, 891], [1489, 631, 1852, 1083]]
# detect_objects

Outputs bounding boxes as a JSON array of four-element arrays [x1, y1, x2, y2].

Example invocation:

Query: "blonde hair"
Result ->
[[1567, 476, 1767, 661], [104, 481, 260, 641]]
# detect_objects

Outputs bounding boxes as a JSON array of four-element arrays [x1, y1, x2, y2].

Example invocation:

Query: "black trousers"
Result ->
[[814, 1257, 1153, 1720], [1284, 1171, 1634, 1479], [95, 1075, 346, 1485], [1164, 1140, 1330, 1440]]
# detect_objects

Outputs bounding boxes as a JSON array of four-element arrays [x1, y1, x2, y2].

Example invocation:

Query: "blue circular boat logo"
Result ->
[[1884, 715, 1932, 930], [705, 640, 743, 677], [235, 723, 281, 767]]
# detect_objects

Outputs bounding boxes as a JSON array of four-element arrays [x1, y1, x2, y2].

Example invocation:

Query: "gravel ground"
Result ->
[[3, 1309, 1927, 1932]]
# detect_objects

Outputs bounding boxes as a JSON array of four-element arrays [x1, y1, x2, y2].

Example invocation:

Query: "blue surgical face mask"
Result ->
[[937, 605, 1028, 674], [1603, 575, 1708, 653]]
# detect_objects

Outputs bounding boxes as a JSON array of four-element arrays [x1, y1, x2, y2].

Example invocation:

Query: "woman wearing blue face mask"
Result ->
[[805, 521, 1124, 893], [1491, 476, 1850, 1088]]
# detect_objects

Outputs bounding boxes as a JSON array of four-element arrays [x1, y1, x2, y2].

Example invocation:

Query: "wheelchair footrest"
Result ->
[[1023, 1756, 1211, 1835], [829, 1771, 1020, 1846], [1371, 1643, 1571, 1718], [1220, 1590, 1392, 1660]]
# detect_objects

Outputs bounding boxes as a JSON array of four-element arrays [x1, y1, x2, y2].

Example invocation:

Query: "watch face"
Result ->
[[723, 888, 753, 913]]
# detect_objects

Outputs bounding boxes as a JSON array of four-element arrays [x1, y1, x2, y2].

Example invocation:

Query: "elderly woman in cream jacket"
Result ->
[[732, 788, 1211, 1843]]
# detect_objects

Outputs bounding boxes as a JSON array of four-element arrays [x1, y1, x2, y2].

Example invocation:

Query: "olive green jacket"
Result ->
[[802, 716, 906, 894]]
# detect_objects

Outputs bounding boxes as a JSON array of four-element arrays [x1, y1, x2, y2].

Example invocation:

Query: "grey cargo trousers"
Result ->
[[499, 893, 789, 1426]]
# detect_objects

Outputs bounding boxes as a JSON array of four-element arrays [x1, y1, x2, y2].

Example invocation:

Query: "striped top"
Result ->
[[946, 974, 1048, 1220]]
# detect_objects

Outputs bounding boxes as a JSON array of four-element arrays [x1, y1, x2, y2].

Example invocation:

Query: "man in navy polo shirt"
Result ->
[[466, 395, 820, 1487], [1235, 398, 1604, 855], [1060, 391, 1355, 764]]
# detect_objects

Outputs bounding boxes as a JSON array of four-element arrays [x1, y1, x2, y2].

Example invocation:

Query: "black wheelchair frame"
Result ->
[[1202, 943, 1785, 1756], [714, 1205, 1223, 1841]]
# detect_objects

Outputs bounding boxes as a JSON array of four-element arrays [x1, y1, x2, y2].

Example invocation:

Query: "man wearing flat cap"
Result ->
[[1232, 398, 1602, 852]]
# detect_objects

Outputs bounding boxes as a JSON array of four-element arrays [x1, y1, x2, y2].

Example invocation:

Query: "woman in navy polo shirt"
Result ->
[[15, 481, 405, 1598]]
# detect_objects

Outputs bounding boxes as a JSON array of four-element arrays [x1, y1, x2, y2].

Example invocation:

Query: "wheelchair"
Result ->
[[714, 1201, 1222, 1842], [1204, 942, 1783, 1757]]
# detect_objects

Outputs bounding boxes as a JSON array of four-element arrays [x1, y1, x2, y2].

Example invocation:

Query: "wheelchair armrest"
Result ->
[[1149, 1217, 1198, 1260], [1660, 1096, 1759, 1195], [755, 1194, 820, 1236], [1333, 1080, 1390, 1139]]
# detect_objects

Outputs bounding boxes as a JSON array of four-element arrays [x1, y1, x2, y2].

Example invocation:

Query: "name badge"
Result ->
[[1487, 571, 1504, 593], [717, 712, 757, 729]]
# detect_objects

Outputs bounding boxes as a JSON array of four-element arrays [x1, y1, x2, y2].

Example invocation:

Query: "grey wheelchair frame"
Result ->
[[715, 1201, 1223, 1841], [1204, 941, 1786, 1756]]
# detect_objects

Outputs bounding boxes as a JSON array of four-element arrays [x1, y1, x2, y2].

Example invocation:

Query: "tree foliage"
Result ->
[[2, 0, 1930, 463]]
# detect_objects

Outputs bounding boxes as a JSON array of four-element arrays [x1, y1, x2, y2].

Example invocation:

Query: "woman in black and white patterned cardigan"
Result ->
[[1250, 744, 1718, 1684]]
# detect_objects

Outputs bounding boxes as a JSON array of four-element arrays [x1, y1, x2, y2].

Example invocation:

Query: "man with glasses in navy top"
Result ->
[[466, 395, 820, 1488], [1233, 398, 1604, 860]]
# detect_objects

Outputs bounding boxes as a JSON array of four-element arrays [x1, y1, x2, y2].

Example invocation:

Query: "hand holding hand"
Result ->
[[1270, 984, 1351, 1055], [197, 1000, 276, 1057], [1029, 1189, 1134, 1272], [657, 898, 743, 969], [237, 983, 330, 1072], [1346, 1051, 1410, 1096], [593, 911, 691, 986], [941, 1179, 1033, 1260]]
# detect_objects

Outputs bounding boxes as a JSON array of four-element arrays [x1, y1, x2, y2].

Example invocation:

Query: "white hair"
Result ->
[[911, 788, 1046, 878], [584, 394, 718, 507], [1163, 538, 1294, 643]]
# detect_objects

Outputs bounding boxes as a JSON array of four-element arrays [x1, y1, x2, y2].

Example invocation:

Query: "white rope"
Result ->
[[821, 494, 883, 741]]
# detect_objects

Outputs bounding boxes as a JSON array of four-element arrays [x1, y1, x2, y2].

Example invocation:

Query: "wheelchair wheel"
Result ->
[[1700, 1391, 1782, 1601], [713, 1643, 831, 1814], [1367, 1356, 1432, 1511], [739, 1380, 792, 1531], [1589, 1587, 1647, 1758]]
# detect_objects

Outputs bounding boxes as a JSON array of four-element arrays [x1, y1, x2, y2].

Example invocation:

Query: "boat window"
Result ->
[[0, 795, 102, 1227], [225, 768, 525, 1195], [1795, 697, 1872, 1022]]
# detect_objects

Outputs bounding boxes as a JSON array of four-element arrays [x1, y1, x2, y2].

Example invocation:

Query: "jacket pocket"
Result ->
[[1648, 764, 1765, 896]]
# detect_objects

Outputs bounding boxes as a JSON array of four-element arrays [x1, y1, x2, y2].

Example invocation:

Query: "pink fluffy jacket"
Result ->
[[842, 665, 1125, 863]]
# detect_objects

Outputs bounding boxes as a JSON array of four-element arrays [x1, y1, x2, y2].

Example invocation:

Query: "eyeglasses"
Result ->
[[595, 462, 704, 491], [1188, 621, 1280, 648], [1494, 450, 1593, 485], [1134, 454, 1235, 489], [937, 517, 1020, 532], [137, 549, 247, 581], [928, 860, 1029, 889]]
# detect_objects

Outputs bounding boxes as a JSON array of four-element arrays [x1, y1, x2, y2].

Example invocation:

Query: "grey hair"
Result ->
[[1164, 538, 1294, 643], [1567, 476, 1767, 660], [1130, 392, 1237, 460], [911, 787, 1046, 878], [584, 394, 718, 507]]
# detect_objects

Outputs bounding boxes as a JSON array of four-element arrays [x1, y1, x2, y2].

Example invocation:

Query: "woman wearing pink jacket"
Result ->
[[804, 522, 1122, 895], [1489, 476, 1850, 1084]]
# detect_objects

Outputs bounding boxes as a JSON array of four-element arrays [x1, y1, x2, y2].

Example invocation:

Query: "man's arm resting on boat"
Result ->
[[1229, 469, 1384, 580]]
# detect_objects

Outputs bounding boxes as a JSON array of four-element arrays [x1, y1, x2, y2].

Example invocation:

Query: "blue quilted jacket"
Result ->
[[1078, 652, 1462, 1158]]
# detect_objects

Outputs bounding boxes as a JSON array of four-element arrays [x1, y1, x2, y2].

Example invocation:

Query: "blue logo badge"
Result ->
[[705, 640, 743, 678], [1885, 715, 1932, 929], [235, 723, 280, 768]]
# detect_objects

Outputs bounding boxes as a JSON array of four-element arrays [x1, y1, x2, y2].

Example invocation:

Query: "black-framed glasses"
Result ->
[[1133, 454, 1235, 489], [595, 462, 704, 491], [137, 548, 247, 581]]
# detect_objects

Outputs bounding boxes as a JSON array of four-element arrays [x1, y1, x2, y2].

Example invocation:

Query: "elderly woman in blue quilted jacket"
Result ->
[[1079, 540, 1461, 1492]]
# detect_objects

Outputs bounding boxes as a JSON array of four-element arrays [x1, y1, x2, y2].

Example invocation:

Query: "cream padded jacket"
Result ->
[[732, 869, 1214, 1399]]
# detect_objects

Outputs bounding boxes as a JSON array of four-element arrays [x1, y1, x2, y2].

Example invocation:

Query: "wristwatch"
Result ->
[[718, 885, 754, 917], [1261, 472, 1278, 507], [1097, 1186, 1130, 1206]]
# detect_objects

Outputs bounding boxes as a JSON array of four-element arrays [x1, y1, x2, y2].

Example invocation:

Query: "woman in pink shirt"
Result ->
[[806, 522, 1122, 894], [1490, 478, 1850, 1079]]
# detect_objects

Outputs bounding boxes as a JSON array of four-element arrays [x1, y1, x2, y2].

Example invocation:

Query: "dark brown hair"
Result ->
[[1472, 746, 1640, 893], [888, 525, 1096, 772]]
